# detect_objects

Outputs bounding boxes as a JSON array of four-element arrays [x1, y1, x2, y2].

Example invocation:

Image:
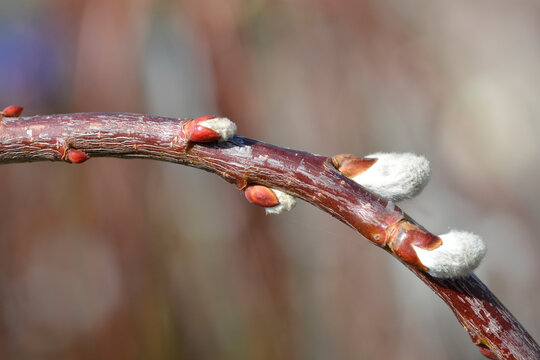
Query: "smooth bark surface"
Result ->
[[1, 113, 538, 359]]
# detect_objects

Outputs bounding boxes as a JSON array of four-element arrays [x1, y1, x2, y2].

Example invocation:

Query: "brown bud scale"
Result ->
[[244, 185, 280, 207], [385, 219, 441, 270], [183, 116, 221, 142], [331, 154, 377, 178]]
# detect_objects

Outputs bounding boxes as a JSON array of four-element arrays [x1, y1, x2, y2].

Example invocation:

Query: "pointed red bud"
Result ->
[[184, 116, 222, 142], [244, 185, 280, 207], [1, 105, 24, 117], [67, 149, 90, 164]]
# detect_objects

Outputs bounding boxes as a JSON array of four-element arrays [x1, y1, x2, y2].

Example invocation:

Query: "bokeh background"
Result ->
[[1, 0, 539, 359]]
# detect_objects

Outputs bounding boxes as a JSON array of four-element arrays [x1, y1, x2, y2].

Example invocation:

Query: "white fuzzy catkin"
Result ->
[[412, 230, 487, 278], [265, 189, 297, 215], [199, 117, 237, 141], [352, 153, 431, 201]]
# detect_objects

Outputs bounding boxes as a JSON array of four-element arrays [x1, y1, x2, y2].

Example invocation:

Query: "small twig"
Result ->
[[0, 112, 538, 359]]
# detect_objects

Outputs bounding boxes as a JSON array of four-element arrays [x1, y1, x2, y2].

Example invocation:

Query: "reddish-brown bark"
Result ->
[[0, 112, 538, 359]]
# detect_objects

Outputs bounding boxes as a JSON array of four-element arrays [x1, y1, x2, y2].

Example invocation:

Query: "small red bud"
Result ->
[[1, 105, 24, 117], [244, 185, 280, 207], [183, 116, 221, 142], [331, 154, 377, 178], [67, 149, 90, 164]]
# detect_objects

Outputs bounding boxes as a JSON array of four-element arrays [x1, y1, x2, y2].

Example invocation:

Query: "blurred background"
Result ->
[[1, 0, 539, 359]]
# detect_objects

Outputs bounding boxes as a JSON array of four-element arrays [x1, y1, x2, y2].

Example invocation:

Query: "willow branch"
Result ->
[[0, 112, 538, 359]]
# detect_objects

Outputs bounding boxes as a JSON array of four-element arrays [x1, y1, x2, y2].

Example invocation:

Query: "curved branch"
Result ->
[[1, 112, 538, 359]]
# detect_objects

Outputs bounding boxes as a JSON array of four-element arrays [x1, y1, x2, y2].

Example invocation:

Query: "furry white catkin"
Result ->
[[413, 230, 487, 278], [352, 153, 431, 201], [265, 189, 297, 215]]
